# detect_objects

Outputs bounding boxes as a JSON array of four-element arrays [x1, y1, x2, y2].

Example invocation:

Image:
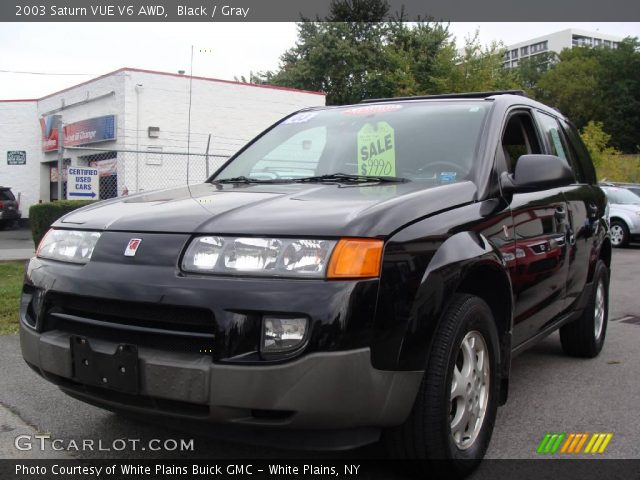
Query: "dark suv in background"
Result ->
[[0, 186, 21, 229], [20, 91, 610, 475]]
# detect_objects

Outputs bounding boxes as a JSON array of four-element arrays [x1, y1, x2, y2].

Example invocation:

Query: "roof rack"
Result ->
[[359, 90, 528, 103]]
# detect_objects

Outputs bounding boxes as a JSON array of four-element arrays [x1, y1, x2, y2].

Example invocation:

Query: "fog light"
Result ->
[[261, 316, 308, 354]]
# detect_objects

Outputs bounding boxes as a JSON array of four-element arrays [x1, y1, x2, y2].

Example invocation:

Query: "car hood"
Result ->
[[57, 181, 477, 237]]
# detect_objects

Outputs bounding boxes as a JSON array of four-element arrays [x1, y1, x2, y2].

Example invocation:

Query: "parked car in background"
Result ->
[[601, 185, 640, 247], [601, 182, 640, 198], [619, 183, 640, 198], [20, 92, 611, 476], [0, 186, 21, 229]]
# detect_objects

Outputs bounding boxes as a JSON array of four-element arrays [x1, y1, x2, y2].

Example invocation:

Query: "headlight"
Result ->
[[37, 229, 101, 264], [261, 316, 308, 354], [182, 236, 337, 277], [182, 236, 383, 278]]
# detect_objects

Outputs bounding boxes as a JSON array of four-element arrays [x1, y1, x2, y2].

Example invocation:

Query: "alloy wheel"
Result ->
[[450, 330, 490, 450], [610, 224, 625, 246], [594, 279, 606, 340]]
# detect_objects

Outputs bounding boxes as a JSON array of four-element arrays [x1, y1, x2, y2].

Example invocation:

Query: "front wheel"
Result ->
[[610, 220, 629, 248], [385, 294, 500, 476]]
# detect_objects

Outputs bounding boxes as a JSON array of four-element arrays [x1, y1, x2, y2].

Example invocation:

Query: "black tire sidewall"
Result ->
[[433, 297, 501, 462], [591, 261, 610, 352]]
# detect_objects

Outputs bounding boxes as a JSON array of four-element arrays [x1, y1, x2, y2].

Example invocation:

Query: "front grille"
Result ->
[[42, 292, 216, 355]]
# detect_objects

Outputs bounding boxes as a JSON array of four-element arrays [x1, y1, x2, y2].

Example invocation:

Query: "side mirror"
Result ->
[[501, 154, 574, 194]]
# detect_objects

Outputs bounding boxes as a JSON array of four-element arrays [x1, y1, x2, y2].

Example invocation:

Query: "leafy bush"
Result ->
[[581, 121, 640, 182], [29, 200, 95, 247], [597, 155, 640, 183], [581, 121, 619, 170]]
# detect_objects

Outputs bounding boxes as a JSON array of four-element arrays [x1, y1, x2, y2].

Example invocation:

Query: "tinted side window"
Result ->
[[536, 112, 584, 183], [500, 112, 542, 174], [560, 119, 597, 185]]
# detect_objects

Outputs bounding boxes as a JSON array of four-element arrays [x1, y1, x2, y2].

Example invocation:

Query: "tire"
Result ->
[[560, 260, 609, 358], [609, 220, 629, 248], [385, 294, 500, 477]]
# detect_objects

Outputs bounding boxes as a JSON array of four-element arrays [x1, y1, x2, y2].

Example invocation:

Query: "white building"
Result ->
[[0, 68, 325, 217], [503, 28, 624, 68]]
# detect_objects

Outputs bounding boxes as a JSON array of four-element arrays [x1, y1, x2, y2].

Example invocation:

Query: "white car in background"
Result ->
[[602, 186, 640, 247]]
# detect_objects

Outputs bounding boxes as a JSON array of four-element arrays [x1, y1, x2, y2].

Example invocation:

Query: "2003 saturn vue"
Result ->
[[20, 92, 611, 473]]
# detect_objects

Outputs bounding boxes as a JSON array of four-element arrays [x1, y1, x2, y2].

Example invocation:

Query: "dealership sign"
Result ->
[[67, 167, 99, 199], [7, 151, 26, 165], [41, 115, 116, 151]]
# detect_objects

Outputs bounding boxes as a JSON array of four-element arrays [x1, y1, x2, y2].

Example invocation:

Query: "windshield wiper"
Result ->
[[212, 176, 292, 184], [293, 173, 409, 184]]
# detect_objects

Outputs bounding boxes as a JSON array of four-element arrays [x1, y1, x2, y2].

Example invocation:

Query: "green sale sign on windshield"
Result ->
[[357, 122, 396, 176]]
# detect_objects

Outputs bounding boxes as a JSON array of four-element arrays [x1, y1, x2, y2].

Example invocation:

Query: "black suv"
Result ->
[[0, 186, 21, 229], [20, 92, 610, 472]]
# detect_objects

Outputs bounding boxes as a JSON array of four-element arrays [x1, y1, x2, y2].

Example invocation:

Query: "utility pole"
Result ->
[[187, 45, 194, 155], [54, 114, 64, 200], [205, 133, 211, 179]]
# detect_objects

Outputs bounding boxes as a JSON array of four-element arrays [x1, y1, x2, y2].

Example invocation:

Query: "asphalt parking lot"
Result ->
[[0, 246, 638, 468], [0, 226, 34, 261]]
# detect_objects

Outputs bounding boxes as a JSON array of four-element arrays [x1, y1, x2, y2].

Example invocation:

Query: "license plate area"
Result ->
[[70, 336, 139, 394]]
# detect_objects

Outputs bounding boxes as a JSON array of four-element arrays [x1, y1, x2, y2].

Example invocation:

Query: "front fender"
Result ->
[[371, 225, 513, 371]]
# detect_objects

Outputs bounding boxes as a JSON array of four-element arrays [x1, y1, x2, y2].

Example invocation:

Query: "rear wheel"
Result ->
[[609, 220, 629, 247], [560, 260, 609, 358], [385, 294, 500, 476]]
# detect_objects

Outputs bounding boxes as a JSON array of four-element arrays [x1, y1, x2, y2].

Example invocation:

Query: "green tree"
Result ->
[[536, 47, 602, 129], [580, 121, 619, 170], [516, 51, 558, 93], [253, 0, 456, 104], [594, 38, 640, 152], [430, 31, 519, 93], [535, 38, 640, 153]]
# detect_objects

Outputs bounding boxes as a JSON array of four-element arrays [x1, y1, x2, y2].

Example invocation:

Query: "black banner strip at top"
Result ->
[[3, 0, 640, 22]]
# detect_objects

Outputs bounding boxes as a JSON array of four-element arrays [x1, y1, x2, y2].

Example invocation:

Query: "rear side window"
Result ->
[[0, 189, 15, 201], [560, 119, 597, 185], [536, 112, 584, 183]]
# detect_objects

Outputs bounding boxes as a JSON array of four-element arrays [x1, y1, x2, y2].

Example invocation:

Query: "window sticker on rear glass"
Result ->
[[357, 122, 396, 176]]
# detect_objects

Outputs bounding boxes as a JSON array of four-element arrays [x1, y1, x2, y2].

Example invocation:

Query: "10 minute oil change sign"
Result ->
[[357, 122, 396, 176], [67, 167, 99, 199]]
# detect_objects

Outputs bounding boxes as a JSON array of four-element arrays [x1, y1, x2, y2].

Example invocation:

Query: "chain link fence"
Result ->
[[61, 147, 230, 200]]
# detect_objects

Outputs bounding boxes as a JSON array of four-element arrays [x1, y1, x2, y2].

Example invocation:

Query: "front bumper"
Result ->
[[0, 209, 21, 220], [20, 243, 423, 436], [21, 325, 421, 431]]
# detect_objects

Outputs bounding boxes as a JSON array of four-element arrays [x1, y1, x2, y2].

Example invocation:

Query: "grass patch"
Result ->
[[0, 261, 25, 335]]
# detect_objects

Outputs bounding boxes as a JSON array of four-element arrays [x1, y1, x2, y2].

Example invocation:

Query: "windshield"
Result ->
[[604, 187, 640, 205], [212, 102, 490, 185]]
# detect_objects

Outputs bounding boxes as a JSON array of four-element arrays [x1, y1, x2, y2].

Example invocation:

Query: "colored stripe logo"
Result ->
[[537, 433, 613, 454]]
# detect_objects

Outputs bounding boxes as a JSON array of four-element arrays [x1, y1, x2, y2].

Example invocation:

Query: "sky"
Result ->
[[1, 22, 639, 100]]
